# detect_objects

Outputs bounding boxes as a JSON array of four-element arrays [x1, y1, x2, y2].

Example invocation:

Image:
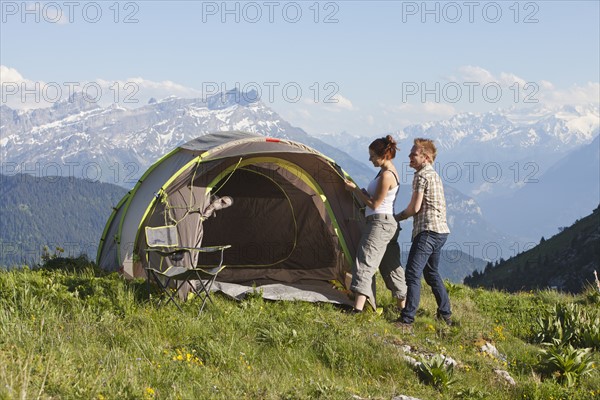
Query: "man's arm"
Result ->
[[395, 190, 424, 221]]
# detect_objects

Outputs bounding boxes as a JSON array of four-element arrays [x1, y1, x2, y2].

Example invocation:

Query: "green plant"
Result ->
[[415, 354, 456, 390], [38, 253, 102, 275], [256, 323, 300, 348], [533, 303, 579, 345], [584, 285, 600, 304], [444, 280, 465, 297], [533, 303, 600, 350], [455, 386, 488, 399], [40, 245, 65, 262], [538, 341, 595, 387]]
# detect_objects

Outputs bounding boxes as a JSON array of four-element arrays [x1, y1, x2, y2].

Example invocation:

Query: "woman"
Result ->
[[345, 135, 407, 312]]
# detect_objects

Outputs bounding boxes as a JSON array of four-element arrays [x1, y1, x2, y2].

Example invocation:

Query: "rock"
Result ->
[[481, 342, 500, 358], [402, 355, 420, 368], [481, 341, 507, 362], [441, 355, 458, 368], [494, 369, 516, 386]]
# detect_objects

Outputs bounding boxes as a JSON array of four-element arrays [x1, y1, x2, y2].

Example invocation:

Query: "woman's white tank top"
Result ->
[[365, 171, 399, 217]]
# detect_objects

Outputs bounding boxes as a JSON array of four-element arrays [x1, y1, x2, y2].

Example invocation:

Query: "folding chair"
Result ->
[[145, 224, 231, 314]]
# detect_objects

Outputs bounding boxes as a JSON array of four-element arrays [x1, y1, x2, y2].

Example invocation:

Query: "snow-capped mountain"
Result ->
[[316, 104, 599, 199], [3, 91, 594, 260], [316, 104, 600, 170], [405, 104, 598, 151], [314, 104, 599, 244], [0, 89, 375, 187]]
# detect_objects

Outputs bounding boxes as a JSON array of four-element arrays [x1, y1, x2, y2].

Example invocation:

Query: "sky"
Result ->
[[1, 0, 599, 136]]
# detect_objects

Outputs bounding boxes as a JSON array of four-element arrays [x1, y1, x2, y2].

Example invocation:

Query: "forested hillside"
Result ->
[[464, 206, 600, 293], [0, 174, 127, 267]]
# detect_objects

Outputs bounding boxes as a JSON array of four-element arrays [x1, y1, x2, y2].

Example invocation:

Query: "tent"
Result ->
[[97, 131, 368, 305]]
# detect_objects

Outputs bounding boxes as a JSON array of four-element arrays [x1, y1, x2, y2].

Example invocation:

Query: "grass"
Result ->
[[1, 260, 599, 399]]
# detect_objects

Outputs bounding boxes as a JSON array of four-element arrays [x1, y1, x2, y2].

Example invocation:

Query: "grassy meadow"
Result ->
[[1, 257, 598, 400]]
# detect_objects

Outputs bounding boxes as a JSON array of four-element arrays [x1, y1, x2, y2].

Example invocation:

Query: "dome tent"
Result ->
[[97, 131, 369, 305]]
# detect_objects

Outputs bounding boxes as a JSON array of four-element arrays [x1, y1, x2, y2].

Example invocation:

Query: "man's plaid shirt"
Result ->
[[411, 164, 450, 239]]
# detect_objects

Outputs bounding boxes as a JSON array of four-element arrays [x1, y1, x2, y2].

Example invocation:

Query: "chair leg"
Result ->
[[198, 280, 213, 315], [147, 269, 184, 312], [162, 279, 184, 312], [186, 278, 212, 314]]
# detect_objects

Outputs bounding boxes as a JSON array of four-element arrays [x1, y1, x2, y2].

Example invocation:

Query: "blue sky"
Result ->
[[1, 0, 599, 136]]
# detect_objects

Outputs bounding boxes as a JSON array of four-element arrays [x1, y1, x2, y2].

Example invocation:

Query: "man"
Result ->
[[394, 138, 452, 327]]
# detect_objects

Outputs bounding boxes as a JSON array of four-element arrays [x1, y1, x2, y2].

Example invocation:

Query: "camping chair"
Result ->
[[144, 224, 231, 314]]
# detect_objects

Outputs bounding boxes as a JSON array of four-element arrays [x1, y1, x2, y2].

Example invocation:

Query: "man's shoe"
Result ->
[[436, 312, 454, 326], [394, 319, 413, 331]]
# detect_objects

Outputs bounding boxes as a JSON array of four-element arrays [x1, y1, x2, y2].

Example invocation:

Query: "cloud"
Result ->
[[329, 94, 354, 110], [448, 65, 599, 109], [96, 77, 202, 105], [0, 65, 27, 83], [1, 65, 203, 109], [457, 66, 527, 87], [457, 65, 496, 83], [539, 82, 600, 107], [1, 65, 51, 109]]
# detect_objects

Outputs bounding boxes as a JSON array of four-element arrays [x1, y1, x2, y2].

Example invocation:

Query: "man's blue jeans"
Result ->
[[400, 231, 451, 324]]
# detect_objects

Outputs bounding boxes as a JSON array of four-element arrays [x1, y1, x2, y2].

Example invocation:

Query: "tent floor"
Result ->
[[211, 279, 353, 306]]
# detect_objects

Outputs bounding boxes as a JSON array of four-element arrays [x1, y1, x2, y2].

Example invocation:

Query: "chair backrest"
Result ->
[[145, 225, 188, 272], [145, 225, 179, 248], [144, 196, 233, 269]]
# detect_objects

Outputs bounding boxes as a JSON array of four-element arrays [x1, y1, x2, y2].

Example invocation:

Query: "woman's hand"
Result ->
[[344, 179, 357, 192]]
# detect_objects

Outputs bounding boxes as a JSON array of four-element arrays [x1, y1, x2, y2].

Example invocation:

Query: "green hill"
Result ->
[[0, 261, 598, 399], [464, 206, 600, 293], [0, 174, 128, 267]]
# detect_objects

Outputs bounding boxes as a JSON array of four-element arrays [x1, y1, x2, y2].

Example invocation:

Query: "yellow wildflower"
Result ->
[[143, 387, 156, 400]]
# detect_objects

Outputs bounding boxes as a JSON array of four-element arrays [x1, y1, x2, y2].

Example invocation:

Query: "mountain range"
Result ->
[[316, 104, 598, 198], [315, 104, 599, 244], [1, 90, 598, 261], [0, 90, 374, 187]]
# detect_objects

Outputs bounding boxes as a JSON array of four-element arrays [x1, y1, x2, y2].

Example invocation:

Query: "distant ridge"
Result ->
[[0, 174, 127, 267], [464, 206, 600, 293], [0, 173, 486, 280]]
